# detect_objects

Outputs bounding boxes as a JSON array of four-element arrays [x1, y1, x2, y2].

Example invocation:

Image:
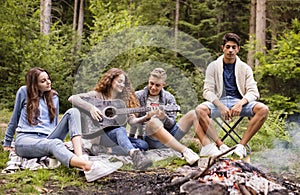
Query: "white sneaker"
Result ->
[[84, 160, 123, 182], [48, 157, 61, 169], [200, 143, 222, 157], [219, 144, 233, 156], [234, 144, 247, 159], [81, 153, 89, 161], [182, 148, 200, 165]]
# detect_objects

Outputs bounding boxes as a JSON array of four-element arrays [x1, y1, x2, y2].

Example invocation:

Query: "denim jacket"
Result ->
[[135, 87, 177, 130], [3, 86, 59, 147]]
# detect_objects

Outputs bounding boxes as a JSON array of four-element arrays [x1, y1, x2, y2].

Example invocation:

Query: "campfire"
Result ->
[[197, 159, 285, 194], [169, 148, 289, 194]]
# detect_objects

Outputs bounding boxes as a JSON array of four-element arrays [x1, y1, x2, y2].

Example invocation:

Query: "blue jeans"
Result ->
[[101, 126, 149, 155], [145, 123, 185, 149], [15, 108, 82, 167], [202, 96, 258, 118]]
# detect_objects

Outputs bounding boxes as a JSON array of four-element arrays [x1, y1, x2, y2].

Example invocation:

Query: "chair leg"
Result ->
[[221, 117, 244, 141], [213, 117, 252, 155], [213, 118, 239, 144]]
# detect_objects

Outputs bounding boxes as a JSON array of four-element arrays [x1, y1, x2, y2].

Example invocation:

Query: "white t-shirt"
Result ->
[[147, 95, 160, 107]]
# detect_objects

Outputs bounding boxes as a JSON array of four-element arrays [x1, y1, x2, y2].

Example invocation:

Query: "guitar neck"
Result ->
[[116, 107, 152, 115], [81, 97, 180, 114]]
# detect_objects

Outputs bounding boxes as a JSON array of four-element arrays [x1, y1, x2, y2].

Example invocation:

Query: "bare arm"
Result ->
[[68, 91, 103, 121]]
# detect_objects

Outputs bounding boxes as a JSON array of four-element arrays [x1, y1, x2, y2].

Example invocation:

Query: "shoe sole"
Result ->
[[187, 157, 200, 165], [85, 162, 123, 182]]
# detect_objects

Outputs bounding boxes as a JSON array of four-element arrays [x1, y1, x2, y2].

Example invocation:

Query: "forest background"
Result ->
[[0, 0, 299, 154]]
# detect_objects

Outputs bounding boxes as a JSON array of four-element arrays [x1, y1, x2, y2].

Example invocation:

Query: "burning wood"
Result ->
[[171, 157, 288, 194]]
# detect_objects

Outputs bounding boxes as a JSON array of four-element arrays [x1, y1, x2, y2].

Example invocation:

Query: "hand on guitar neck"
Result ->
[[146, 105, 166, 121]]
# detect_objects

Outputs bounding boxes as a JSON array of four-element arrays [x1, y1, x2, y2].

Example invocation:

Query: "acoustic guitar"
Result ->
[[77, 97, 180, 139]]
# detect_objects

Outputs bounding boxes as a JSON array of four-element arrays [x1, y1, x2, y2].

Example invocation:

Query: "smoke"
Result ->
[[252, 121, 300, 176]]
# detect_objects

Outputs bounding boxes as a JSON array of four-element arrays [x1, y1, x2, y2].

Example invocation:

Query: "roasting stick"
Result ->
[[192, 145, 237, 180]]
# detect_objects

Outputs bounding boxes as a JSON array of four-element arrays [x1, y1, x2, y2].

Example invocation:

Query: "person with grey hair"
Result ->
[[195, 32, 269, 158], [129, 68, 200, 165]]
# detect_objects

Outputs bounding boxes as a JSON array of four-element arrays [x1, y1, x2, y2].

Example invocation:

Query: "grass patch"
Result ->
[[152, 156, 187, 171]]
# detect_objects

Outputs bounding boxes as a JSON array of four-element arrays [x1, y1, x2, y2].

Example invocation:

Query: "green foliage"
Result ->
[[88, 0, 140, 45], [267, 0, 300, 38], [260, 95, 299, 114], [0, 149, 9, 170], [0, 0, 40, 110], [252, 110, 291, 150], [0, 109, 12, 124], [0, 0, 75, 113], [152, 156, 188, 171], [256, 19, 300, 113], [130, 0, 174, 26]]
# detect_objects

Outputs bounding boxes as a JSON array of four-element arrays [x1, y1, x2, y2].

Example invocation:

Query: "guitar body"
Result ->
[[78, 97, 180, 139], [79, 99, 128, 139]]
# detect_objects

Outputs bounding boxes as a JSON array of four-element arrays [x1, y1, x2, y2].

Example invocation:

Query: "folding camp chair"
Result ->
[[213, 117, 252, 154]]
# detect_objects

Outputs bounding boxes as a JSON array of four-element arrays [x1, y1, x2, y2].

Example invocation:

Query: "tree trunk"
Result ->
[[73, 0, 78, 31], [77, 0, 84, 51], [40, 0, 51, 35], [247, 0, 256, 68], [255, 0, 266, 66], [174, 0, 179, 57]]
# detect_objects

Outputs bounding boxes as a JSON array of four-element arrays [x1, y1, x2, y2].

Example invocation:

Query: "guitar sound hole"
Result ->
[[105, 107, 116, 118]]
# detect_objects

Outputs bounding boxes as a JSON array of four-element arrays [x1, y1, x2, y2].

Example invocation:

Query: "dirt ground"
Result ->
[[42, 168, 300, 195], [43, 168, 181, 194]]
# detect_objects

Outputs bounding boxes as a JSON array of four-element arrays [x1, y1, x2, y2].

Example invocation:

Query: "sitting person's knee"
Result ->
[[66, 107, 80, 116], [51, 138, 65, 149], [145, 118, 163, 135], [196, 104, 207, 116], [256, 103, 269, 118], [261, 104, 269, 117]]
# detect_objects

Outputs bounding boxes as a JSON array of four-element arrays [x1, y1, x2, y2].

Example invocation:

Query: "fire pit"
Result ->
[[170, 157, 289, 194]]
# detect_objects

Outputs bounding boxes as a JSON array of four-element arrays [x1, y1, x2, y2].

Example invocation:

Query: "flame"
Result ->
[[204, 173, 225, 182]]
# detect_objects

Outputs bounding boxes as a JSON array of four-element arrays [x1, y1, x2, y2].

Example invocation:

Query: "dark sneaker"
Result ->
[[84, 160, 123, 182], [131, 150, 152, 170], [89, 144, 109, 156]]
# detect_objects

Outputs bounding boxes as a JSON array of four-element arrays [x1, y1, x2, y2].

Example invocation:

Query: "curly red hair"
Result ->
[[94, 68, 140, 108]]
